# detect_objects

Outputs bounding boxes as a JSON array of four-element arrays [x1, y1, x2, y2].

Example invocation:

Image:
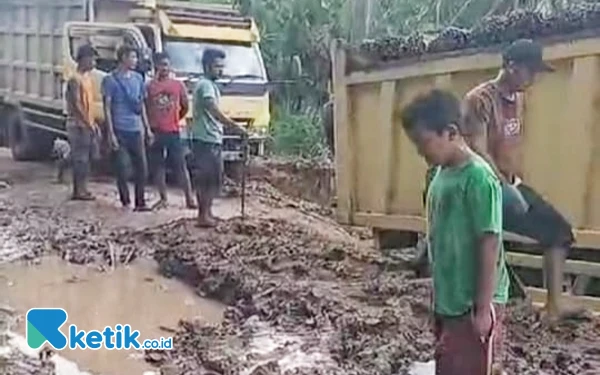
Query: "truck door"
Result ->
[[62, 22, 149, 124]]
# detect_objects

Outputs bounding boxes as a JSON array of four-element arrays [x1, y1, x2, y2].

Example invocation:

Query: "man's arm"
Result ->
[[140, 77, 152, 137], [198, 81, 245, 135], [101, 77, 115, 137], [462, 96, 507, 183], [178, 82, 189, 120], [67, 78, 90, 127]]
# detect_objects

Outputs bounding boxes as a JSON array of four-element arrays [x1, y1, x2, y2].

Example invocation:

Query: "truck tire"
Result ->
[[7, 111, 53, 161]]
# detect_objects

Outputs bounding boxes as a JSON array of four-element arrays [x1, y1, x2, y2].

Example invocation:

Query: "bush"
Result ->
[[269, 105, 328, 159]]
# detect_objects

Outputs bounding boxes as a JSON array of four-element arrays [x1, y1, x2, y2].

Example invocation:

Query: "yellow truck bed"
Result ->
[[332, 37, 600, 250]]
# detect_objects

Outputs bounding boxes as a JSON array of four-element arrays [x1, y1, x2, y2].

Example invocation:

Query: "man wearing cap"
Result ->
[[65, 44, 100, 200], [462, 37, 578, 361]]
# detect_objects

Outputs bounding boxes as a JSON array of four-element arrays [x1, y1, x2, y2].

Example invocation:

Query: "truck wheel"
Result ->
[[7, 112, 54, 161], [7, 111, 35, 161]]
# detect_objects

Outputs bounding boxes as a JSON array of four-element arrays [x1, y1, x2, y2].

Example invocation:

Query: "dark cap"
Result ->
[[76, 44, 98, 61], [502, 39, 554, 73]]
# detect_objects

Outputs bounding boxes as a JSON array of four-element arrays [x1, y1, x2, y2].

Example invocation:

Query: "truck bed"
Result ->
[[0, 0, 85, 111]]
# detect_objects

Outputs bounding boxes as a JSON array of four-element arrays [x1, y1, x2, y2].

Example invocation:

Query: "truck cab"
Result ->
[[63, 0, 270, 162]]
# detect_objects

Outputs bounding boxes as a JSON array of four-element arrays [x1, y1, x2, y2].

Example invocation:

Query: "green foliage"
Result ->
[[233, 0, 346, 110], [189, 0, 548, 157], [269, 104, 328, 159]]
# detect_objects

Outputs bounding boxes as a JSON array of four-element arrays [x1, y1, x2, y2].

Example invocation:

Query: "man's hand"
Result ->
[[471, 307, 493, 342], [92, 124, 102, 139], [108, 132, 119, 150], [146, 129, 155, 146]]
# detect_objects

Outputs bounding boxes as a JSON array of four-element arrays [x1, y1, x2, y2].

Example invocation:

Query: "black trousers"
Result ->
[[112, 130, 147, 207], [503, 184, 574, 249]]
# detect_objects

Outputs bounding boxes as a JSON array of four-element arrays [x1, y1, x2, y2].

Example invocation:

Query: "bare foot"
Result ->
[[196, 216, 217, 228], [543, 304, 588, 324], [185, 200, 198, 210], [71, 192, 96, 201], [151, 199, 168, 211]]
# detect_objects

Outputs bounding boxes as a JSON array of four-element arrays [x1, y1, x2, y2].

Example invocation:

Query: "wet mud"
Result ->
[[135, 217, 600, 375], [0, 150, 599, 375], [0, 347, 55, 375]]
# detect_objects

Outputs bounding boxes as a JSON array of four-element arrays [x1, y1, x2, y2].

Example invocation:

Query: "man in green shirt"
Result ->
[[401, 89, 509, 375], [190, 48, 246, 227]]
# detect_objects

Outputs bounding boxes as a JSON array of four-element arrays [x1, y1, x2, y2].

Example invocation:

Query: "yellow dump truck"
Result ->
[[0, 0, 269, 163], [331, 37, 600, 310]]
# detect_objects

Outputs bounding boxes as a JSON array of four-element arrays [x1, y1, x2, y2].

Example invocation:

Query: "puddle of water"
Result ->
[[0, 256, 225, 375], [409, 361, 435, 375]]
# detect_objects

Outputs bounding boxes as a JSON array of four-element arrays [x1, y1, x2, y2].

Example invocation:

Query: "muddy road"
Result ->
[[0, 149, 599, 375]]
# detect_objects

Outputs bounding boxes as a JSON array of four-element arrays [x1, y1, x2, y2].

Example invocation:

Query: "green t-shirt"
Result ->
[[426, 154, 510, 317], [191, 77, 223, 144]]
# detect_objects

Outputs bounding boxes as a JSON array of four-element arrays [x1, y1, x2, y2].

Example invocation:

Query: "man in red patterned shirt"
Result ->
[[462, 42, 584, 375], [146, 52, 196, 209]]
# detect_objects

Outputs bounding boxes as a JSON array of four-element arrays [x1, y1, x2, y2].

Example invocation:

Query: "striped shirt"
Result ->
[[462, 80, 525, 181]]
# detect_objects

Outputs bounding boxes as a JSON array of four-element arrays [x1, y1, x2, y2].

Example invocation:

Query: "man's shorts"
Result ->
[[434, 305, 500, 375], [503, 183, 574, 249], [66, 121, 100, 164], [190, 140, 223, 193], [149, 131, 185, 170]]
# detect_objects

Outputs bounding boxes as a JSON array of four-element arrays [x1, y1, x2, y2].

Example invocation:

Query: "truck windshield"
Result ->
[[165, 40, 265, 79]]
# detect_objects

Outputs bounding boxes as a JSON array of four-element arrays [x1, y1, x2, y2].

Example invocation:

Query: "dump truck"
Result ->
[[331, 35, 600, 312], [0, 0, 270, 165]]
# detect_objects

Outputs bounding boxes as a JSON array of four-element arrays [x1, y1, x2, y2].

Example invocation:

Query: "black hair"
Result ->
[[401, 89, 461, 135], [116, 45, 138, 63], [201, 48, 226, 70], [153, 52, 170, 65], [76, 44, 97, 62]]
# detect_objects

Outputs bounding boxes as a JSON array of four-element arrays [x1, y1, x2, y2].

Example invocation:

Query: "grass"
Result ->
[[268, 104, 329, 160]]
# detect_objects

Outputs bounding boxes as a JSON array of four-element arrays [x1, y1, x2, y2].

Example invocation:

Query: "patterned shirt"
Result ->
[[462, 80, 525, 181]]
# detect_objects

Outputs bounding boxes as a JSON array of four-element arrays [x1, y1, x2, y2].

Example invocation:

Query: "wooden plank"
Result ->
[[507, 252, 600, 277], [345, 37, 600, 85], [331, 40, 353, 224], [352, 212, 600, 249], [353, 212, 425, 233], [526, 287, 600, 313], [373, 81, 396, 213], [434, 73, 452, 89], [553, 56, 598, 227]]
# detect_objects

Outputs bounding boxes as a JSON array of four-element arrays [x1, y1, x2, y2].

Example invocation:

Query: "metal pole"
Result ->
[[240, 137, 248, 221]]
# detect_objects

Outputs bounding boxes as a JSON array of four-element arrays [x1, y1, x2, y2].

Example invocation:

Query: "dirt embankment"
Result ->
[[131, 216, 600, 375], [141, 217, 432, 375], [248, 158, 335, 210]]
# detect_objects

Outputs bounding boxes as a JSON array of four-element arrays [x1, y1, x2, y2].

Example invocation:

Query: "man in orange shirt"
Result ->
[[66, 44, 100, 200]]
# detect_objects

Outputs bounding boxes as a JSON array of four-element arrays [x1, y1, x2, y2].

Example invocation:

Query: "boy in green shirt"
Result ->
[[401, 89, 509, 375]]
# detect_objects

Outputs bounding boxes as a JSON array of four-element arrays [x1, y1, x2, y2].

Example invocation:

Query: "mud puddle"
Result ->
[[0, 256, 225, 375]]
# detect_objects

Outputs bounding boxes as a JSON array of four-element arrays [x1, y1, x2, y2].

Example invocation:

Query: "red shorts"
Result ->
[[434, 305, 502, 375]]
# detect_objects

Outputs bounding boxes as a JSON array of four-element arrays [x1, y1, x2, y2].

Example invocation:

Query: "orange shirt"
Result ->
[[67, 72, 95, 128]]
